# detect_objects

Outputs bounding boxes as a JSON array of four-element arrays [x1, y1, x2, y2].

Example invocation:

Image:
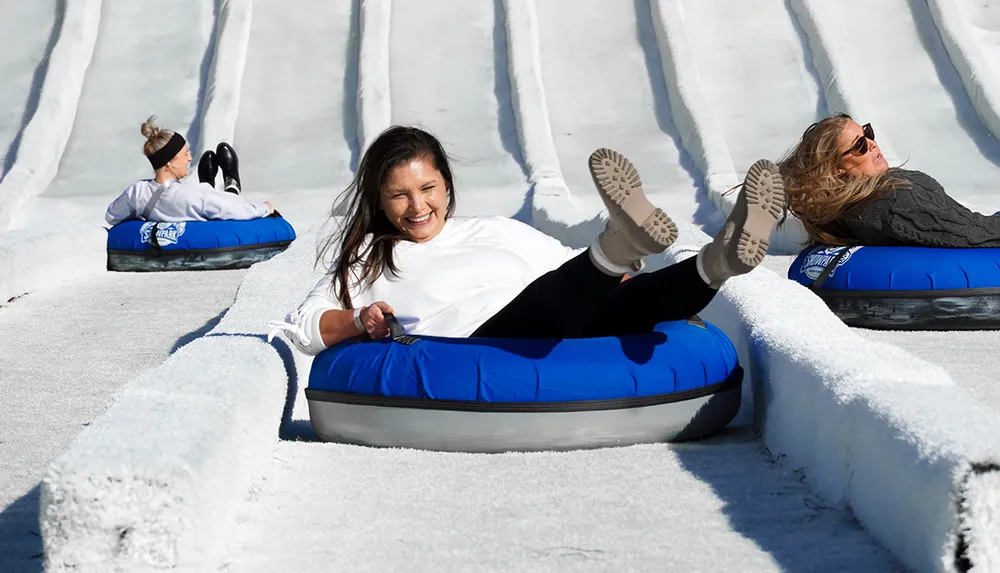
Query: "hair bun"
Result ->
[[140, 115, 160, 141]]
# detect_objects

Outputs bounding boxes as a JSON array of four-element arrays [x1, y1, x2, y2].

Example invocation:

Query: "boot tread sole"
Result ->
[[589, 148, 677, 253], [733, 159, 785, 269]]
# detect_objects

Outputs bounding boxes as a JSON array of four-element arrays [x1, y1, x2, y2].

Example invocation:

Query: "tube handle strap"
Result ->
[[140, 181, 173, 221], [810, 248, 852, 291], [384, 313, 420, 345]]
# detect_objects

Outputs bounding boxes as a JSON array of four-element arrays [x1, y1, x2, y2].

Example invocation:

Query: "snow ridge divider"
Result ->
[[649, 0, 806, 254], [787, 0, 901, 164], [647, 2, 737, 211], [356, 0, 392, 153], [39, 228, 321, 571], [198, 0, 254, 162], [648, 0, 805, 253], [0, 225, 106, 304], [663, 222, 1000, 572], [924, 0, 1000, 143], [0, 0, 102, 231], [501, 0, 574, 238]]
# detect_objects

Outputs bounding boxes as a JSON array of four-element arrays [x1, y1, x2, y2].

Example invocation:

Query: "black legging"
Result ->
[[471, 250, 716, 339]]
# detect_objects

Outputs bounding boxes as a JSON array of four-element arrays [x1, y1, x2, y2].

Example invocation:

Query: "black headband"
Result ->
[[147, 132, 187, 170]]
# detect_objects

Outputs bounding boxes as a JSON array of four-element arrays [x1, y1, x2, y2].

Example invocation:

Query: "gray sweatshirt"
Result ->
[[835, 169, 1000, 248], [105, 179, 270, 225]]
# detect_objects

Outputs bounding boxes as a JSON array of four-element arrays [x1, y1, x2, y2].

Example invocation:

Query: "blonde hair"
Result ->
[[778, 113, 900, 246], [140, 115, 177, 158]]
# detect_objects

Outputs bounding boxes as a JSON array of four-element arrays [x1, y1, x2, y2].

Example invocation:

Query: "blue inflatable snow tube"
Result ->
[[106, 217, 295, 272], [789, 244, 1000, 330], [305, 318, 743, 452]]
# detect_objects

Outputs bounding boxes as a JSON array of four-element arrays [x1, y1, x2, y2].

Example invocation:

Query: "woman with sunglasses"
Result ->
[[780, 113, 1000, 247]]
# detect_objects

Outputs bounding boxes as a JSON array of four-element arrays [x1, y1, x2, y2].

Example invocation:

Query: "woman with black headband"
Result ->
[[105, 116, 275, 225]]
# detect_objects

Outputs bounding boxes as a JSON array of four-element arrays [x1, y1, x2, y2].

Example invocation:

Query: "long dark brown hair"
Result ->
[[319, 126, 456, 308], [779, 113, 901, 245]]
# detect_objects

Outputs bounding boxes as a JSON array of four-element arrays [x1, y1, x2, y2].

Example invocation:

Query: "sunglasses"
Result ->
[[841, 123, 875, 157]]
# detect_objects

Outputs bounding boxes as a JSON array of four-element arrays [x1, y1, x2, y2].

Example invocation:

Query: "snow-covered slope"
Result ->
[[390, 0, 530, 218], [14, 0, 214, 230], [959, 0, 1000, 87], [233, 0, 356, 194], [0, 269, 246, 569], [217, 432, 896, 572], [7, 0, 1000, 570], [535, 0, 703, 226], [681, 0, 823, 173], [0, 1, 59, 178]]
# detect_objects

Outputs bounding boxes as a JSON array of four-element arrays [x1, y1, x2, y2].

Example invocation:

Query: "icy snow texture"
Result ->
[[3, 0, 1000, 570], [927, 0, 1000, 142], [0, 0, 100, 231], [39, 235, 312, 571], [198, 0, 253, 164], [660, 223, 1000, 573]]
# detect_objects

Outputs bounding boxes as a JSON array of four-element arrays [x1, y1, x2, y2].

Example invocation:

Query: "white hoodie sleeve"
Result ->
[[105, 184, 139, 225], [294, 273, 343, 355], [196, 184, 271, 221], [267, 272, 345, 356]]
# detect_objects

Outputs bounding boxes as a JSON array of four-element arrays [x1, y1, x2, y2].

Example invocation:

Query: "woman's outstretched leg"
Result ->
[[197, 150, 217, 185], [584, 158, 788, 337], [473, 149, 677, 339], [581, 257, 714, 337], [474, 157, 787, 339], [216, 142, 242, 194]]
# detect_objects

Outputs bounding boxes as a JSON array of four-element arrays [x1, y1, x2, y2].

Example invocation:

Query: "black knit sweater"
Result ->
[[834, 169, 1000, 248]]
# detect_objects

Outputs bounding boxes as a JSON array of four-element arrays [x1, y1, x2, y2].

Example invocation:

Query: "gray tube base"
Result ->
[[107, 242, 292, 272], [820, 290, 1000, 330], [306, 385, 742, 453]]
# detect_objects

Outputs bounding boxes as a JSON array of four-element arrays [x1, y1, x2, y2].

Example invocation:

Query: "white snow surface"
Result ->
[[4, 0, 1000, 570], [1, 269, 246, 570], [0, 0, 100, 231], [218, 438, 893, 572], [959, 0, 1000, 86], [927, 0, 1000, 141], [536, 0, 704, 229], [670, 227, 1000, 573], [391, 0, 531, 219], [679, 0, 822, 179], [233, 0, 354, 192], [0, 1, 58, 173], [14, 0, 214, 231], [228, 234, 894, 573]]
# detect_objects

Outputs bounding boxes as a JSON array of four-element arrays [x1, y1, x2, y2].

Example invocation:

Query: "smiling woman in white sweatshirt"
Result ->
[[105, 116, 275, 225], [268, 126, 788, 355]]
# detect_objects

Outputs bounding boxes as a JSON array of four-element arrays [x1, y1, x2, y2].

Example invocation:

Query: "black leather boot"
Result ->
[[216, 142, 242, 195], [197, 150, 218, 185]]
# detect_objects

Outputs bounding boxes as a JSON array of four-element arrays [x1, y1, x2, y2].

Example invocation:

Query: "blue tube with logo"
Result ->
[[789, 244, 1000, 330], [106, 218, 296, 272]]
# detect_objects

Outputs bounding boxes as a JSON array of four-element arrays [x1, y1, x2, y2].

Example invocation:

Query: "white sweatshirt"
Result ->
[[105, 179, 270, 225], [287, 216, 584, 355]]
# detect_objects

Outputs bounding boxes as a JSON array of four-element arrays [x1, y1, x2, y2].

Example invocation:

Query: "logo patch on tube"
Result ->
[[800, 246, 861, 281], [140, 222, 187, 247]]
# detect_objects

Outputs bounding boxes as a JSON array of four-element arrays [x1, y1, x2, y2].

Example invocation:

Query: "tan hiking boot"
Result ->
[[588, 148, 677, 273], [698, 159, 785, 288]]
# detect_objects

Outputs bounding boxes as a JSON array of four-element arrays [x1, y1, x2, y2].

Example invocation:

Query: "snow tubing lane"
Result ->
[[789, 244, 1000, 330], [305, 319, 743, 452], [106, 217, 296, 272]]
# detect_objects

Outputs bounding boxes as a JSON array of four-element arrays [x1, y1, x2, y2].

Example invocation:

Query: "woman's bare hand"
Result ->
[[361, 301, 395, 339]]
